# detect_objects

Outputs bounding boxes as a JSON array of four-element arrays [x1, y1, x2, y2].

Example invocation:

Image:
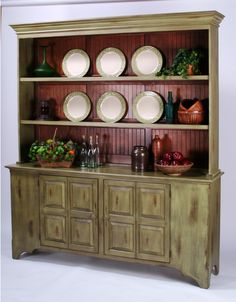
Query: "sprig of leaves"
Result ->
[[157, 48, 203, 79]]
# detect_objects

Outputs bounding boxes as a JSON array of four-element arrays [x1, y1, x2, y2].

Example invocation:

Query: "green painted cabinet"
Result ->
[[40, 176, 68, 248], [136, 183, 169, 262], [7, 11, 224, 288], [104, 180, 170, 262], [40, 175, 98, 253], [104, 180, 136, 258], [68, 178, 98, 253], [8, 166, 221, 288]]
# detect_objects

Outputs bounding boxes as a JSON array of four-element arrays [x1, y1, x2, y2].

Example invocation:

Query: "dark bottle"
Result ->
[[165, 91, 174, 123], [87, 135, 95, 168], [131, 146, 148, 172], [94, 134, 100, 167], [79, 135, 88, 168]]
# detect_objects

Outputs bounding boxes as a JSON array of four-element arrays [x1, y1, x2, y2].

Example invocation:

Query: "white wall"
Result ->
[[1, 0, 236, 256]]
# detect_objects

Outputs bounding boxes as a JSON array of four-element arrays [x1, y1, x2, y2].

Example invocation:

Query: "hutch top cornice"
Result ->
[[11, 11, 224, 38]]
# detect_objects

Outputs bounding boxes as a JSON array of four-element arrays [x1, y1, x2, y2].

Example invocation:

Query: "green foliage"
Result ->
[[157, 48, 203, 79], [28, 139, 77, 162]]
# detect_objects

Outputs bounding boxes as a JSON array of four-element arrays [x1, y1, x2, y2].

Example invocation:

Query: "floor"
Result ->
[[1, 232, 236, 302]]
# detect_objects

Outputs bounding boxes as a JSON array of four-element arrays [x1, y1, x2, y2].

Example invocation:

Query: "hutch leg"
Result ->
[[211, 178, 221, 275]]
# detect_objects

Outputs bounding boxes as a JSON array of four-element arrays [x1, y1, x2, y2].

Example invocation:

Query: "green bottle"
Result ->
[[165, 91, 174, 123]]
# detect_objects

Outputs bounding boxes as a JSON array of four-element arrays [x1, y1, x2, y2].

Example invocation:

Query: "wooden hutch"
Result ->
[[7, 11, 224, 288]]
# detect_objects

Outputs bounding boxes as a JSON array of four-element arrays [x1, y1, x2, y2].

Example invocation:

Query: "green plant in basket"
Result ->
[[28, 129, 77, 166], [157, 48, 203, 79], [28, 139, 76, 162]]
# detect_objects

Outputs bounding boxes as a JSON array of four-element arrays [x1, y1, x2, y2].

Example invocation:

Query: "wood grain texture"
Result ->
[[8, 11, 224, 288], [40, 176, 68, 248], [170, 182, 212, 288], [68, 177, 98, 253], [10, 171, 40, 258]]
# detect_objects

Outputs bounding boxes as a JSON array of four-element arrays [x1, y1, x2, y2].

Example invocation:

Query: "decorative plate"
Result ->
[[96, 47, 126, 77], [62, 49, 90, 77], [63, 91, 91, 122], [97, 91, 127, 123], [133, 91, 164, 123], [131, 46, 163, 76]]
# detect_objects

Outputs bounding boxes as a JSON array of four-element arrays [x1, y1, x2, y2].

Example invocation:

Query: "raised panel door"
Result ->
[[44, 215, 67, 245], [136, 183, 170, 262], [104, 180, 135, 258], [68, 178, 98, 253], [40, 176, 68, 248]]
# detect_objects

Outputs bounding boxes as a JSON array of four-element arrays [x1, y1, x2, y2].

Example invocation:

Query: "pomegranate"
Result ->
[[172, 151, 184, 161], [181, 158, 192, 165], [163, 152, 173, 161]]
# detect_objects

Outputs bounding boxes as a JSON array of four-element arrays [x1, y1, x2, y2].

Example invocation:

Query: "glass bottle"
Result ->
[[165, 91, 174, 124], [87, 136, 96, 168], [131, 146, 148, 172], [33, 45, 57, 77], [94, 134, 100, 167], [79, 135, 88, 168]]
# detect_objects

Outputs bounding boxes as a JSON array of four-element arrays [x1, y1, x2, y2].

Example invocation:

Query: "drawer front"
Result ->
[[136, 183, 170, 262]]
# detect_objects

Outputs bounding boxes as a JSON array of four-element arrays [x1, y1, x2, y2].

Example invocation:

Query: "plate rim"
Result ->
[[96, 47, 126, 77], [62, 49, 90, 78], [131, 45, 163, 76], [133, 91, 164, 123], [96, 91, 127, 123], [63, 91, 91, 122]]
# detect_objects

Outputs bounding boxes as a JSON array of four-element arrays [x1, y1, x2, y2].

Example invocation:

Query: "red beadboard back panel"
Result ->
[[34, 29, 209, 168], [35, 30, 208, 77]]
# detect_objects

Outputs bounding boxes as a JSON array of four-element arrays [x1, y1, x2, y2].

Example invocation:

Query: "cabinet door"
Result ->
[[68, 178, 98, 253], [136, 183, 170, 262], [40, 176, 68, 248], [104, 180, 135, 258]]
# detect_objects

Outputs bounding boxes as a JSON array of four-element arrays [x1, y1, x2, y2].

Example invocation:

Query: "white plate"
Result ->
[[62, 49, 90, 77], [63, 92, 91, 122], [96, 47, 126, 77], [133, 91, 164, 123], [131, 46, 163, 76], [97, 91, 127, 123]]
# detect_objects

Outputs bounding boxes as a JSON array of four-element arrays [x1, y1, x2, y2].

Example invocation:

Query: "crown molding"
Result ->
[[1, 0, 160, 7]]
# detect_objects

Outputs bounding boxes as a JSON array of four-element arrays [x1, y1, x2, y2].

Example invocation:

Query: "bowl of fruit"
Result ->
[[155, 151, 193, 176]]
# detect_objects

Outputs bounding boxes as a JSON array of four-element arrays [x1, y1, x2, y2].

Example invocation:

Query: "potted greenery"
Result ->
[[157, 48, 203, 79], [28, 129, 77, 168]]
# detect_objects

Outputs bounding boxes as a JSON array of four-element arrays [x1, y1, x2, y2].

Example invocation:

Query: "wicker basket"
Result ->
[[178, 99, 204, 124], [178, 111, 204, 124], [37, 158, 74, 168]]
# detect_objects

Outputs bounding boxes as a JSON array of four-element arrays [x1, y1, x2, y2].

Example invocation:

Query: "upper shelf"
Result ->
[[20, 75, 209, 83], [21, 120, 209, 130]]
